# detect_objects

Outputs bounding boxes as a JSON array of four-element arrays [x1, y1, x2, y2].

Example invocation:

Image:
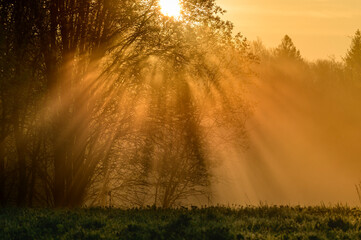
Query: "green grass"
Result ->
[[1, 206, 361, 239]]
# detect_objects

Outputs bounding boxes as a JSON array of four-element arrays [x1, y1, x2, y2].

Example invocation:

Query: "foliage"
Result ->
[[1, 206, 361, 239], [0, 0, 255, 208]]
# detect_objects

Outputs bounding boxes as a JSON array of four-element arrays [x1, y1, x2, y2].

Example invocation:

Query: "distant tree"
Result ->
[[251, 39, 268, 61], [345, 29, 361, 85], [312, 59, 344, 86], [274, 35, 302, 61]]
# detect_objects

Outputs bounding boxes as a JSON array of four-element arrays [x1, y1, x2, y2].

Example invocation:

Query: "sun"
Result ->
[[159, 0, 181, 18]]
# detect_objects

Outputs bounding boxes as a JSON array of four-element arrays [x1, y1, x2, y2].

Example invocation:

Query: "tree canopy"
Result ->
[[0, 0, 255, 207]]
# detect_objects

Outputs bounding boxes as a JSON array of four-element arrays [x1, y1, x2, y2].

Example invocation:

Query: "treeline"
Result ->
[[253, 31, 361, 89], [0, 0, 255, 207]]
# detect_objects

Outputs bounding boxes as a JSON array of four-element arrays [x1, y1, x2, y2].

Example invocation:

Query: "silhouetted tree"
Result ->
[[0, 0, 255, 208], [275, 35, 302, 61], [345, 29, 361, 85]]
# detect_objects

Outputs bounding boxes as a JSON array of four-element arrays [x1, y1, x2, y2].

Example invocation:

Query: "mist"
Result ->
[[213, 37, 361, 205], [1, 0, 361, 208]]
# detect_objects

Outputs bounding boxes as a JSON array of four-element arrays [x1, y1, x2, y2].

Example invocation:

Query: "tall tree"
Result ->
[[345, 29, 361, 85], [275, 35, 302, 61]]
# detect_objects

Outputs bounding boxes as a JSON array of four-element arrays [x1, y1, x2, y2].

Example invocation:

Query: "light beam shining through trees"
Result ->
[[159, 0, 181, 18]]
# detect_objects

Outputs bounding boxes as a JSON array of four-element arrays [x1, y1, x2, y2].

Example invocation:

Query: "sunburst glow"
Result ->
[[159, 0, 181, 18]]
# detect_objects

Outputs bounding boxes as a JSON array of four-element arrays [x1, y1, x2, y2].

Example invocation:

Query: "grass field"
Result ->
[[1, 206, 361, 240]]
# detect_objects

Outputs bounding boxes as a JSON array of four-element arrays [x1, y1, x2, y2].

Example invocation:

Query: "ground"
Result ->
[[1, 206, 361, 239]]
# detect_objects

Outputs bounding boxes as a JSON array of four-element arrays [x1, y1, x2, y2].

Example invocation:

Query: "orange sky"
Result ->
[[218, 0, 361, 60]]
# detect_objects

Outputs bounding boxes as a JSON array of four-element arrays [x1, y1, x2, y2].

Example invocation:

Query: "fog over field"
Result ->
[[214, 64, 361, 205]]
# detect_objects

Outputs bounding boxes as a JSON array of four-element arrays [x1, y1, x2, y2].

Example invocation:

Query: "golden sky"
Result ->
[[218, 0, 361, 60]]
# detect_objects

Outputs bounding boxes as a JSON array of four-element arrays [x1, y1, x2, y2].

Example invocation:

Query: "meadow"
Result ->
[[1, 206, 361, 240]]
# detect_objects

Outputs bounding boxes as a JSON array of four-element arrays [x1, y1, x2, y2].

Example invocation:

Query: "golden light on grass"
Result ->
[[159, 0, 181, 18]]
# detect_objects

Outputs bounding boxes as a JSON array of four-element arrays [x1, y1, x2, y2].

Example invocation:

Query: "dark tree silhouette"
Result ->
[[0, 0, 255, 208]]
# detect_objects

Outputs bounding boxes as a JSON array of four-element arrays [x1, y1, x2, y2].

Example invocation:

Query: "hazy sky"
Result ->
[[217, 0, 361, 60]]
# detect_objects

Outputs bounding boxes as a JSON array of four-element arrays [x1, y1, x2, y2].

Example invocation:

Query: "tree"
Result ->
[[274, 35, 302, 61], [83, 0, 255, 207], [0, 0, 45, 206], [0, 0, 255, 208], [345, 29, 361, 85], [0, 0, 169, 207]]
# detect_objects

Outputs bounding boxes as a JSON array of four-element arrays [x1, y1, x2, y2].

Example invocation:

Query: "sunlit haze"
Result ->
[[218, 0, 361, 60], [159, 0, 181, 18], [2, 0, 361, 211]]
